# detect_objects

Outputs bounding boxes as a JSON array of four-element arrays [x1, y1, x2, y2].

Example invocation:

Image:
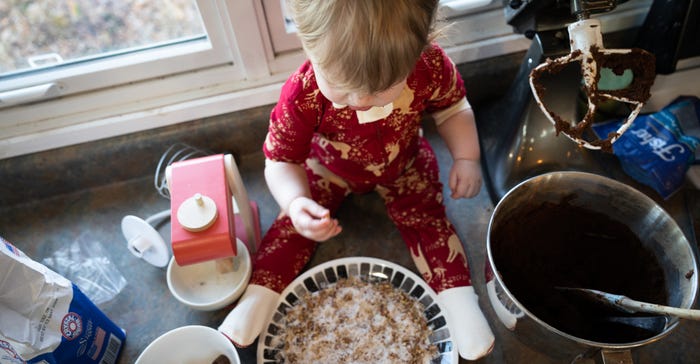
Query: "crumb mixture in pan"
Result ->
[[277, 276, 438, 364]]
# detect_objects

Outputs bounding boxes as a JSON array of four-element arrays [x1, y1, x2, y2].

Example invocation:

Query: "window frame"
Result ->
[[0, 1, 242, 103], [0, 0, 280, 159]]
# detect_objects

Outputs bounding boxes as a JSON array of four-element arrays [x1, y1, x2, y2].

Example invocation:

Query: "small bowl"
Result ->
[[135, 325, 240, 364], [167, 238, 251, 311]]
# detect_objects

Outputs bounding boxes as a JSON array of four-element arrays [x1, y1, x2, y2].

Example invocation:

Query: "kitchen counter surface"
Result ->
[[2, 121, 700, 363], [2, 49, 700, 362]]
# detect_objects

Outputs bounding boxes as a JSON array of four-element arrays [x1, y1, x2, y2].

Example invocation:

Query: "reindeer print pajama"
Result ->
[[252, 44, 474, 295]]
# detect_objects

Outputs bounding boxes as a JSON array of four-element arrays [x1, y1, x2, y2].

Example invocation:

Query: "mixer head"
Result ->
[[521, 0, 656, 150]]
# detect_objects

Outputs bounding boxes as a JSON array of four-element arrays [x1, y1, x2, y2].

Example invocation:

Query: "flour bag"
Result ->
[[0, 236, 126, 364]]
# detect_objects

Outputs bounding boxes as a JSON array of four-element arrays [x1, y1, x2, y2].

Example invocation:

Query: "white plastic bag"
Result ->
[[42, 233, 127, 305]]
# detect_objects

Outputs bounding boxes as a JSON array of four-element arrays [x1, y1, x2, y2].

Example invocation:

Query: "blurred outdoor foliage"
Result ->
[[0, 0, 204, 74]]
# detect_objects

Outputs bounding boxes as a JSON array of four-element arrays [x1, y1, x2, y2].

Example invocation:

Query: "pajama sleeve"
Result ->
[[263, 64, 321, 164], [423, 45, 470, 125]]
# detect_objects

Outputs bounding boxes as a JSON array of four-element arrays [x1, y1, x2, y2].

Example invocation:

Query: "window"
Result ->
[[0, 0, 276, 159], [1, 1, 208, 97], [0, 0, 651, 159]]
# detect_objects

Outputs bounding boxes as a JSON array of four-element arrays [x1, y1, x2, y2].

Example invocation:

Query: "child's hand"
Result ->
[[287, 197, 342, 241], [449, 159, 482, 199]]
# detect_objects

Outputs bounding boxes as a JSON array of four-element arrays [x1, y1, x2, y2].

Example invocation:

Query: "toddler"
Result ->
[[219, 0, 495, 359]]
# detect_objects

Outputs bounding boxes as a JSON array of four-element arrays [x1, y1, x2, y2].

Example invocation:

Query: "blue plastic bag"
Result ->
[[593, 96, 700, 199]]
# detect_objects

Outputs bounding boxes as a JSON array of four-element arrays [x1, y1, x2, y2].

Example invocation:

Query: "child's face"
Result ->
[[313, 62, 405, 111]]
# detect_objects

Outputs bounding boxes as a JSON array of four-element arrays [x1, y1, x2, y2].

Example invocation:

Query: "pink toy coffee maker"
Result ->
[[164, 153, 261, 310], [166, 153, 261, 265], [121, 151, 260, 310]]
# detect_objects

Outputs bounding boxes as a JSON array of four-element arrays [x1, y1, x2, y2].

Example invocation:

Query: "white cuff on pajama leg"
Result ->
[[438, 286, 495, 360], [218, 284, 280, 347]]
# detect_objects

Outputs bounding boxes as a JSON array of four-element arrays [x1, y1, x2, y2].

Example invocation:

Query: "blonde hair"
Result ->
[[287, 0, 440, 94]]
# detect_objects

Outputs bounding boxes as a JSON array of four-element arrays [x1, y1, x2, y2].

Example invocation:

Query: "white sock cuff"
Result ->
[[218, 284, 280, 347], [438, 286, 495, 360]]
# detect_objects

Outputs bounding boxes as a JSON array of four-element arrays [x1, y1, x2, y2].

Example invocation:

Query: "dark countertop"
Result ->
[[2, 52, 700, 363], [3, 127, 700, 364], [0, 128, 494, 363]]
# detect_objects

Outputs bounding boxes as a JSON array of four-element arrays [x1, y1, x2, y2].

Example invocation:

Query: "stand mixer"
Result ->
[[478, 0, 698, 202]]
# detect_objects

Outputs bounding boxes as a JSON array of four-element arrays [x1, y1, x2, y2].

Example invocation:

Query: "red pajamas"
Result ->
[[254, 43, 473, 294]]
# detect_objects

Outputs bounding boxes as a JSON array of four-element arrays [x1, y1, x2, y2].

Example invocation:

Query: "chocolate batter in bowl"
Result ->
[[485, 172, 698, 362]]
